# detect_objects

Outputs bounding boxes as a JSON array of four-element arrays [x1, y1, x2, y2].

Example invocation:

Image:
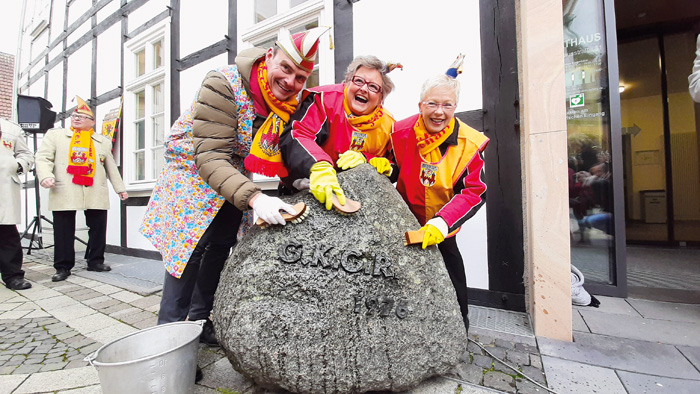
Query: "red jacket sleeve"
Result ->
[[279, 90, 333, 181], [435, 149, 487, 233]]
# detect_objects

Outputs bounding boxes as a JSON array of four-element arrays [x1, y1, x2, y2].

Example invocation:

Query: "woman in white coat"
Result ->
[[0, 119, 34, 290]]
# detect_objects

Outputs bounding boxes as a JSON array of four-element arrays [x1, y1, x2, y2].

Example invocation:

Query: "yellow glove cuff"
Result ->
[[419, 223, 446, 249], [336, 150, 367, 170], [369, 157, 392, 176]]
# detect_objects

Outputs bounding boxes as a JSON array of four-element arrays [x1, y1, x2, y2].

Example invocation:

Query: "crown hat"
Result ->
[[276, 26, 331, 72], [446, 54, 465, 78], [74, 96, 94, 119]]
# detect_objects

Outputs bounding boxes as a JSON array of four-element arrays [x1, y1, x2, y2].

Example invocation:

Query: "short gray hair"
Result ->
[[343, 55, 395, 100], [419, 74, 460, 104]]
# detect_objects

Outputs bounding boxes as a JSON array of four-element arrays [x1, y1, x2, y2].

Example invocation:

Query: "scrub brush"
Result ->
[[331, 194, 361, 215], [403, 230, 425, 246], [256, 202, 308, 228]]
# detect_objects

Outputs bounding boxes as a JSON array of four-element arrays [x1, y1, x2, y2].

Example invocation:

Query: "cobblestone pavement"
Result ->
[[1, 249, 550, 394]]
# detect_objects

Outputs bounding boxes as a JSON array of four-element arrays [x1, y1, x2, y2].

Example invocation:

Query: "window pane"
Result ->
[[153, 83, 163, 114], [135, 120, 145, 150], [136, 49, 145, 76], [153, 40, 163, 69], [305, 69, 319, 89], [136, 91, 145, 119], [290, 0, 310, 7], [134, 151, 145, 180], [255, 0, 276, 23], [152, 147, 164, 179], [152, 114, 164, 146]]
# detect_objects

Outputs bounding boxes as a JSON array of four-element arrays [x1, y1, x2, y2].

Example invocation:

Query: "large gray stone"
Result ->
[[214, 164, 467, 394]]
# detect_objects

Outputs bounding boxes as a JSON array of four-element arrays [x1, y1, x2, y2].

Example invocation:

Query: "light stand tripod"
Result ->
[[20, 132, 87, 255]]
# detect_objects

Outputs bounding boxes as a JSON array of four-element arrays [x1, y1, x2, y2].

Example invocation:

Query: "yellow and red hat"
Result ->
[[74, 96, 94, 119], [276, 26, 331, 72]]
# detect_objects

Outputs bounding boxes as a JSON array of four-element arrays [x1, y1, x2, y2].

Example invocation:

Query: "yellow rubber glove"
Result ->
[[336, 150, 367, 170], [309, 161, 347, 210], [369, 157, 392, 176], [419, 217, 448, 249]]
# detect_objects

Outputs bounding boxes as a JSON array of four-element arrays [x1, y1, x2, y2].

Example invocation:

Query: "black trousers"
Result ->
[[0, 225, 25, 284], [438, 236, 470, 330], [52, 210, 107, 271], [158, 201, 242, 324]]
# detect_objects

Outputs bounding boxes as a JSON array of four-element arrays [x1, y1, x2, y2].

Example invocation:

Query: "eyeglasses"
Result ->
[[421, 101, 457, 111], [71, 114, 94, 121], [351, 76, 382, 94]]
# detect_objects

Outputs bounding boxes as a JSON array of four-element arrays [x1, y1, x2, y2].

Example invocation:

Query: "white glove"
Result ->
[[292, 178, 310, 190], [252, 194, 297, 226]]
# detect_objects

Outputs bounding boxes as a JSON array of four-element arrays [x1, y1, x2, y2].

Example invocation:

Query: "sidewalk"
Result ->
[[1, 249, 698, 393]]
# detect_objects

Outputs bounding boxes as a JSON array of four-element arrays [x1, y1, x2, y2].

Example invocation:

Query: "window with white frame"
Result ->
[[124, 23, 168, 189]]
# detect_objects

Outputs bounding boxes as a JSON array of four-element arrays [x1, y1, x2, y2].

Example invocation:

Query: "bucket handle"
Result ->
[[84, 351, 98, 366]]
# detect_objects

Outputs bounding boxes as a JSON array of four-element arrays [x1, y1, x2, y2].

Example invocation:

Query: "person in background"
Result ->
[[35, 96, 128, 283], [390, 59, 488, 333], [688, 33, 700, 103], [280, 56, 401, 210], [0, 118, 34, 290], [140, 26, 330, 361]]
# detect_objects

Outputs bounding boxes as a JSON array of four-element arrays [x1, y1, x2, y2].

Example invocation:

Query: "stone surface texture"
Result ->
[[214, 164, 467, 394]]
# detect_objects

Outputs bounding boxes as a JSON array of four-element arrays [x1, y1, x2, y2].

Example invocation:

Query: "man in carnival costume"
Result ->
[[36, 96, 128, 282], [140, 26, 331, 353], [280, 56, 402, 210], [390, 56, 488, 332]]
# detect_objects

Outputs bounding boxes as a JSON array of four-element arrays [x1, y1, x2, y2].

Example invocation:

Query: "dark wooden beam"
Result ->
[[480, 0, 525, 310], [333, 0, 353, 83], [178, 39, 228, 71]]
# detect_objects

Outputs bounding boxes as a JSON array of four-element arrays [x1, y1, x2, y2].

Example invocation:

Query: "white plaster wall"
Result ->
[[46, 63, 64, 113], [96, 24, 122, 97], [67, 0, 91, 25], [354, 0, 488, 289], [127, 0, 168, 31], [66, 18, 90, 47], [127, 206, 158, 250], [179, 0, 229, 58], [51, 0, 67, 33], [178, 53, 228, 115], [96, 0, 120, 24], [353, 0, 483, 120], [65, 43, 91, 103]]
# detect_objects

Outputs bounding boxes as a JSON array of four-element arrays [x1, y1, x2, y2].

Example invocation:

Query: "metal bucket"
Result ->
[[85, 321, 203, 394]]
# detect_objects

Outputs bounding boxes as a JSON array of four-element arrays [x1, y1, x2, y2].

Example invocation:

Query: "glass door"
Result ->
[[563, 0, 626, 296]]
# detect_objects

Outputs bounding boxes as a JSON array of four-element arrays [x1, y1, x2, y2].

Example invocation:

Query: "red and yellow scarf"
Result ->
[[343, 85, 393, 138], [244, 61, 298, 178], [414, 116, 455, 163], [67, 127, 96, 186]]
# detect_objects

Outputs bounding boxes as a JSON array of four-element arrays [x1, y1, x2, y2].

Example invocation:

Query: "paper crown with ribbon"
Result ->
[[276, 26, 331, 72], [445, 54, 465, 78], [74, 96, 94, 119], [384, 62, 404, 74]]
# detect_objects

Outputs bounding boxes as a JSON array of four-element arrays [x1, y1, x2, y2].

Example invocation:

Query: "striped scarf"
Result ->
[[67, 127, 96, 186], [243, 60, 298, 178]]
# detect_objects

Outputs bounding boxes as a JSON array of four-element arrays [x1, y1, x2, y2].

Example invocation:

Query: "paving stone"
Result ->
[[486, 346, 506, 360], [515, 377, 549, 394], [82, 295, 112, 307], [40, 362, 68, 372], [506, 349, 529, 366], [129, 295, 161, 309], [514, 342, 538, 353], [494, 338, 514, 349], [475, 334, 495, 346], [100, 302, 131, 315], [0, 365, 17, 374], [617, 370, 700, 394], [529, 353, 542, 369], [678, 346, 700, 371], [467, 340, 485, 355], [449, 362, 483, 384], [14, 364, 42, 374], [538, 331, 700, 379], [117, 310, 155, 325], [483, 371, 516, 393], [542, 355, 626, 394], [519, 365, 546, 385], [473, 354, 493, 369]]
